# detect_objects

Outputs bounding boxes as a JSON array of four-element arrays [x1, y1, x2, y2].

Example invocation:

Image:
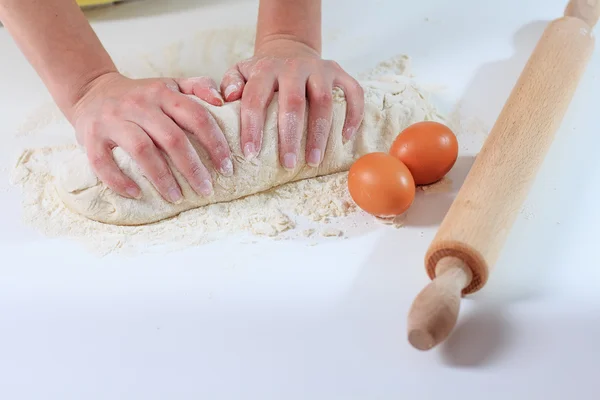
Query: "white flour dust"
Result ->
[[9, 27, 488, 256], [12, 144, 369, 255]]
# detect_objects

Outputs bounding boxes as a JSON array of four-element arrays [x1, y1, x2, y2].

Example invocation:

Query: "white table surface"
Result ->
[[1, 0, 600, 398]]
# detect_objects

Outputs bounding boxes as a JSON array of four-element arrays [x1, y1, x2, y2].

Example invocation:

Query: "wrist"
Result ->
[[255, 33, 321, 56], [255, 0, 322, 55], [62, 69, 121, 125]]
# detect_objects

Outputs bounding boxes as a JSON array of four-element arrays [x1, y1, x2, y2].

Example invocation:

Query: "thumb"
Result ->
[[220, 65, 246, 102]]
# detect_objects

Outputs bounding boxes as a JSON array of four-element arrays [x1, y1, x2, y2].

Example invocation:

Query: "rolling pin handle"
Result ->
[[407, 257, 473, 351], [565, 0, 600, 27]]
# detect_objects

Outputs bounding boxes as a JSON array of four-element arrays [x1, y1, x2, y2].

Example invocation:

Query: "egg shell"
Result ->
[[389, 121, 458, 185], [347, 152, 416, 218]]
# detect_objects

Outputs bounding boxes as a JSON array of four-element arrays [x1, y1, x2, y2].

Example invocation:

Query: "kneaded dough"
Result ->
[[55, 75, 437, 226]]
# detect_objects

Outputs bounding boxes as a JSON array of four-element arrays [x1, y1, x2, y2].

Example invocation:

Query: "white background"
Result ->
[[1, 0, 599, 398]]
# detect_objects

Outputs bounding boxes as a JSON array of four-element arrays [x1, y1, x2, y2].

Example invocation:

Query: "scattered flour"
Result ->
[[419, 176, 454, 195], [446, 102, 490, 153], [320, 228, 343, 238], [11, 144, 367, 255], [358, 54, 413, 80], [376, 214, 407, 229], [303, 229, 316, 237], [8, 26, 489, 256]]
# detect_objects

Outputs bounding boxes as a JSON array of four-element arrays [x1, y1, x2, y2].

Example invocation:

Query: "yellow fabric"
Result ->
[[76, 0, 116, 6]]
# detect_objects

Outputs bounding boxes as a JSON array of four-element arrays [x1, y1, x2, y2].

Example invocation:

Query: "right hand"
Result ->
[[68, 72, 233, 204]]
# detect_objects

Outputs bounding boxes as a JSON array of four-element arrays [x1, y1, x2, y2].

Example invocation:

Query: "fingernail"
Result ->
[[198, 180, 213, 197], [211, 88, 224, 105], [126, 187, 142, 199], [220, 158, 233, 176], [169, 187, 183, 204], [307, 149, 322, 167], [283, 153, 297, 169], [244, 142, 257, 160], [224, 84, 238, 100]]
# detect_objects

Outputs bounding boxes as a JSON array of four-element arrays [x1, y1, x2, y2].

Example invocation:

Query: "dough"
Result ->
[[54, 75, 437, 226]]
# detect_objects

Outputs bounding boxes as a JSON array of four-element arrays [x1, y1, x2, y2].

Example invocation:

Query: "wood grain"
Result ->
[[407, 1, 597, 350]]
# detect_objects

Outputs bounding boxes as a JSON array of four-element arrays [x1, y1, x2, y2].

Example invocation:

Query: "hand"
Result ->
[[68, 72, 233, 203], [220, 38, 364, 169]]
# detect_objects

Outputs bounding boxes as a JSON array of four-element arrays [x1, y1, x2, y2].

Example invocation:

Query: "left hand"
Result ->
[[220, 38, 364, 169]]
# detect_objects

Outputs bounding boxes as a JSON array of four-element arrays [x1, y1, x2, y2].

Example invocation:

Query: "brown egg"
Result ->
[[348, 152, 416, 218], [389, 121, 458, 185]]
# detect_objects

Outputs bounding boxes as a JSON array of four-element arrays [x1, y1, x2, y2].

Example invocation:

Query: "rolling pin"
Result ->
[[407, 0, 599, 351]]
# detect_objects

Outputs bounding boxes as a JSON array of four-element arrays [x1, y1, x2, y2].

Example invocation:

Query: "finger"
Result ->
[[163, 92, 233, 177], [277, 74, 308, 170], [220, 66, 245, 102], [144, 113, 214, 197], [306, 74, 334, 168], [239, 72, 277, 160], [113, 122, 184, 204], [173, 77, 224, 106], [333, 74, 365, 141], [86, 133, 142, 200]]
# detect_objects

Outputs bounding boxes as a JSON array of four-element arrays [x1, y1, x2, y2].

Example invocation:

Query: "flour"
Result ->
[[445, 102, 490, 153], [358, 54, 413, 80], [419, 176, 454, 194], [321, 228, 343, 237], [11, 143, 372, 255], [8, 26, 486, 256]]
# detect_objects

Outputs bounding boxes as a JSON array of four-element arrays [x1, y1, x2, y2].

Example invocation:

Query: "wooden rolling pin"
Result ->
[[407, 0, 599, 351]]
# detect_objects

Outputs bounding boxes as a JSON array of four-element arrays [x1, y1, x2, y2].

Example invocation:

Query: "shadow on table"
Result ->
[[438, 297, 527, 367], [440, 305, 511, 367], [403, 155, 476, 228], [455, 20, 549, 124]]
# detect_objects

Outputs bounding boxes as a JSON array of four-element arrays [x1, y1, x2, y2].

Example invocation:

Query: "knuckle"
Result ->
[[131, 139, 152, 157], [284, 58, 300, 69], [89, 153, 106, 169], [188, 161, 206, 178], [163, 131, 186, 150], [350, 80, 364, 95], [244, 94, 268, 110], [252, 58, 272, 72], [189, 109, 209, 127], [223, 69, 241, 81], [237, 60, 252, 74], [211, 141, 230, 160], [155, 168, 173, 187], [187, 77, 211, 90], [284, 92, 306, 109], [164, 80, 179, 92], [148, 81, 168, 94], [313, 89, 332, 105], [328, 60, 342, 71]]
